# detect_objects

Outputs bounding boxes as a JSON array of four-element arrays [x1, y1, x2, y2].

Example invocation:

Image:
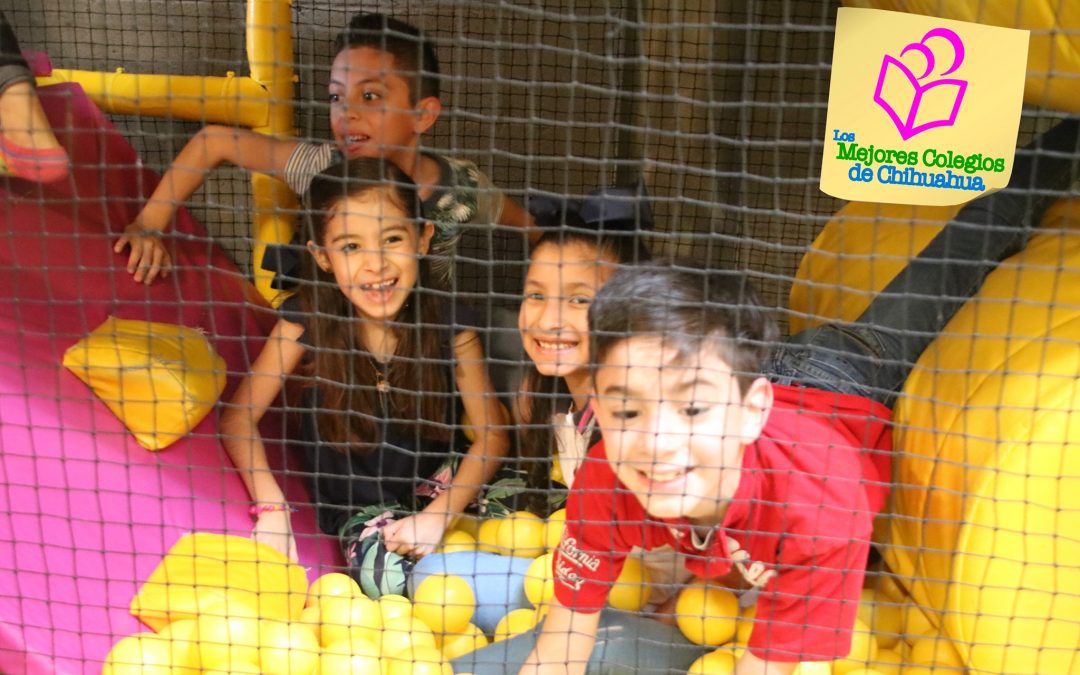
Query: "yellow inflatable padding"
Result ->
[[790, 198, 1080, 332], [130, 533, 308, 632], [886, 216, 1080, 675], [843, 0, 1080, 113], [62, 316, 226, 451], [789, 202, 958, 333]]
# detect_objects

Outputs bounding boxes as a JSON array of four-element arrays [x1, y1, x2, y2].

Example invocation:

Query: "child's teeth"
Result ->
[[648, 470, 683, 481], [539, 340, 574, 350]]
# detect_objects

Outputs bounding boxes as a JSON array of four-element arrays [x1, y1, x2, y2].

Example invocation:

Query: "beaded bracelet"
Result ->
[[249, 503, 299, 517]]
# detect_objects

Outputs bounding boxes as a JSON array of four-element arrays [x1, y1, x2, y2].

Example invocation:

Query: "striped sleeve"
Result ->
[[282, 142, 336, 196]]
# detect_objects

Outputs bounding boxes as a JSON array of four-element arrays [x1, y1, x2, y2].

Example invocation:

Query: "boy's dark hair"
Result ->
[[333, 13, 441, 103], [518, 229, 650, 514], [299, 157, 451, 452], [589, 263, 779, 394]]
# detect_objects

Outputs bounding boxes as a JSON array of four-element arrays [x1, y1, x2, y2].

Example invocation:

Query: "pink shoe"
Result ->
[[0, 133, 69, 183]]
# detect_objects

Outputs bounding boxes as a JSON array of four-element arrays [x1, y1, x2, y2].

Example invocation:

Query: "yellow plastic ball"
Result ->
[[156, 619, 199, 669], [194, 612, 262, 670], [837, 670, 885, 675], [476, 519, 503, 554], [856, 589, 903, 649], [306, 572, 362, 607], [833, 619, 879, 674], [452, 516, 481, 538], [298, 605, 322, 644], [608, 558, 652, 612], [734, 606, 756, 645], [378, 594, 414, 624], [793, 661, 834, 675], [495, 512, 546, 557], [103, 632, 192, 675], [440, 624, 489, 661], [202, 661, 262, 675], [899, 605, 935, 643], [318, 595, 382, 647], [257, 619, 320, 675], [493, 608, 540, 642], [384, 645, 452, 675], [413, 573, 477, 635], [380, 616, 438, 656], [316, 637, 380, 675], [675, 586, 740, 646], [543, 509, 567, 551], [907, 635, 965, 669], [687, 648, 737, 675], [523, 553, 555, 608], [439, 529, 478, 554], [871, 648, 902, 675]]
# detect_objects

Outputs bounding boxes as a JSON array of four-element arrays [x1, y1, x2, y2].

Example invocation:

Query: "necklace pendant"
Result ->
[[376, 377, 390, 394]]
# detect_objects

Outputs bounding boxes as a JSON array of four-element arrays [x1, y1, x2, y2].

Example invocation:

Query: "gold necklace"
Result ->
[[369, 356, 390, 394]]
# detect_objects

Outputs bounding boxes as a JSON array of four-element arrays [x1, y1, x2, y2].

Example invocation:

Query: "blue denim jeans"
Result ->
[[769, 118, 1080, 409]]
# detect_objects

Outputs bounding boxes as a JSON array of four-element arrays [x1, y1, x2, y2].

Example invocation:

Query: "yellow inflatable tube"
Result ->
[[888, 211, 1080, 674], [790, 193, 1080, 673], [35, 69, 272, 128]]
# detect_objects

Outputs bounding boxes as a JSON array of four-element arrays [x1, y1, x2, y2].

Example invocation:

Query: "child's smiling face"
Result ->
[[328, 47, 437, 164], [592, 336, 772, 524], [518, 240, 618, 381], [309, 189, 433, 323]]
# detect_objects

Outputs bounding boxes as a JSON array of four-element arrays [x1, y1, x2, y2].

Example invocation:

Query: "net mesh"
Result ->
[[2, 1, 1078, 674]]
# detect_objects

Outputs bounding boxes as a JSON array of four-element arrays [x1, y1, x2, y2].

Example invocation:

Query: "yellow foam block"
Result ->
[[130, 533, 308, 632], [843, 0, 1080, 113], [886, 219, 1080, 675], [62, 316, 226, 451]]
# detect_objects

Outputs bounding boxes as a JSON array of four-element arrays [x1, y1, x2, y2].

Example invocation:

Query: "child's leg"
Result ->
[[0, 11, 68, 183], [770, 118, 1080, 407]]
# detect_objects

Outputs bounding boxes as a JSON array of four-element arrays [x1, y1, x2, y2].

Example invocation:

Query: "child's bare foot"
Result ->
[[0, 80, 68, 183]]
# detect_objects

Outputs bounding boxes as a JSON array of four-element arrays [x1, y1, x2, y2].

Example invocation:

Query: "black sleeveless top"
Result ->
[[280, 296, 474, 534]]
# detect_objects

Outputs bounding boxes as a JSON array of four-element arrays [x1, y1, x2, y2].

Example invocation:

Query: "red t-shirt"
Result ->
[[553, 384, 892, 662]]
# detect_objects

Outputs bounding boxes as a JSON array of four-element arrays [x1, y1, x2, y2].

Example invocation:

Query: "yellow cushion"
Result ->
[[789, 202, 957, 333], [886, 217, 1080, 674], [130, 533, 308, 631], [790, 198, 1080, 332], [62, 316, 225, 451], [843, 0, 1080, 113]]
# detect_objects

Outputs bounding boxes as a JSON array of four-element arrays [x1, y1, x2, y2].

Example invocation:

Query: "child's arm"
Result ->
[[497, 194, 541, 243], [219, 317, 306, 562], [519, 599, 601, 675], [383, 329, 510, 557], [114, 125, 299, 284]]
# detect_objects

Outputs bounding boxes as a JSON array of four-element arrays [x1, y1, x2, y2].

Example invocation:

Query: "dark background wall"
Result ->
[[6, 0, 863, 327]]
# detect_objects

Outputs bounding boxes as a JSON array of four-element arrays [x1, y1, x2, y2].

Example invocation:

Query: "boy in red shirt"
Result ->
[[517, 117, 1079, 675]]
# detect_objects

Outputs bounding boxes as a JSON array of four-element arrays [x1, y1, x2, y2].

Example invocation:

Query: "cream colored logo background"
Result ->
[[821, 7, 1029, 205]]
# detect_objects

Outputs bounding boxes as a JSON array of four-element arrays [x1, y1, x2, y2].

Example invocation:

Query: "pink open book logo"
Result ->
[[873, 27, 968, 140]]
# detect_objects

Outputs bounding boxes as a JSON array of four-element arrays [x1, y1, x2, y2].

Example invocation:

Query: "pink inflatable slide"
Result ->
[[0, 82, 340, 674]]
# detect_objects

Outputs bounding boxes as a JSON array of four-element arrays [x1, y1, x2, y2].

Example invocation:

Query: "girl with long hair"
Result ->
[[221, 157, 508, 591]]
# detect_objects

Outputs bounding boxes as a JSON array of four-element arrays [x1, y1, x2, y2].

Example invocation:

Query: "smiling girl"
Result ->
[[412, 230, 662, 623], [514, 229, 648, 512], [220, 158, 508, 587]]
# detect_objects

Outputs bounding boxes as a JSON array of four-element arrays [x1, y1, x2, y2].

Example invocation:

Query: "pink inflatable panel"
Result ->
[[0, 83, 342, 674]]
